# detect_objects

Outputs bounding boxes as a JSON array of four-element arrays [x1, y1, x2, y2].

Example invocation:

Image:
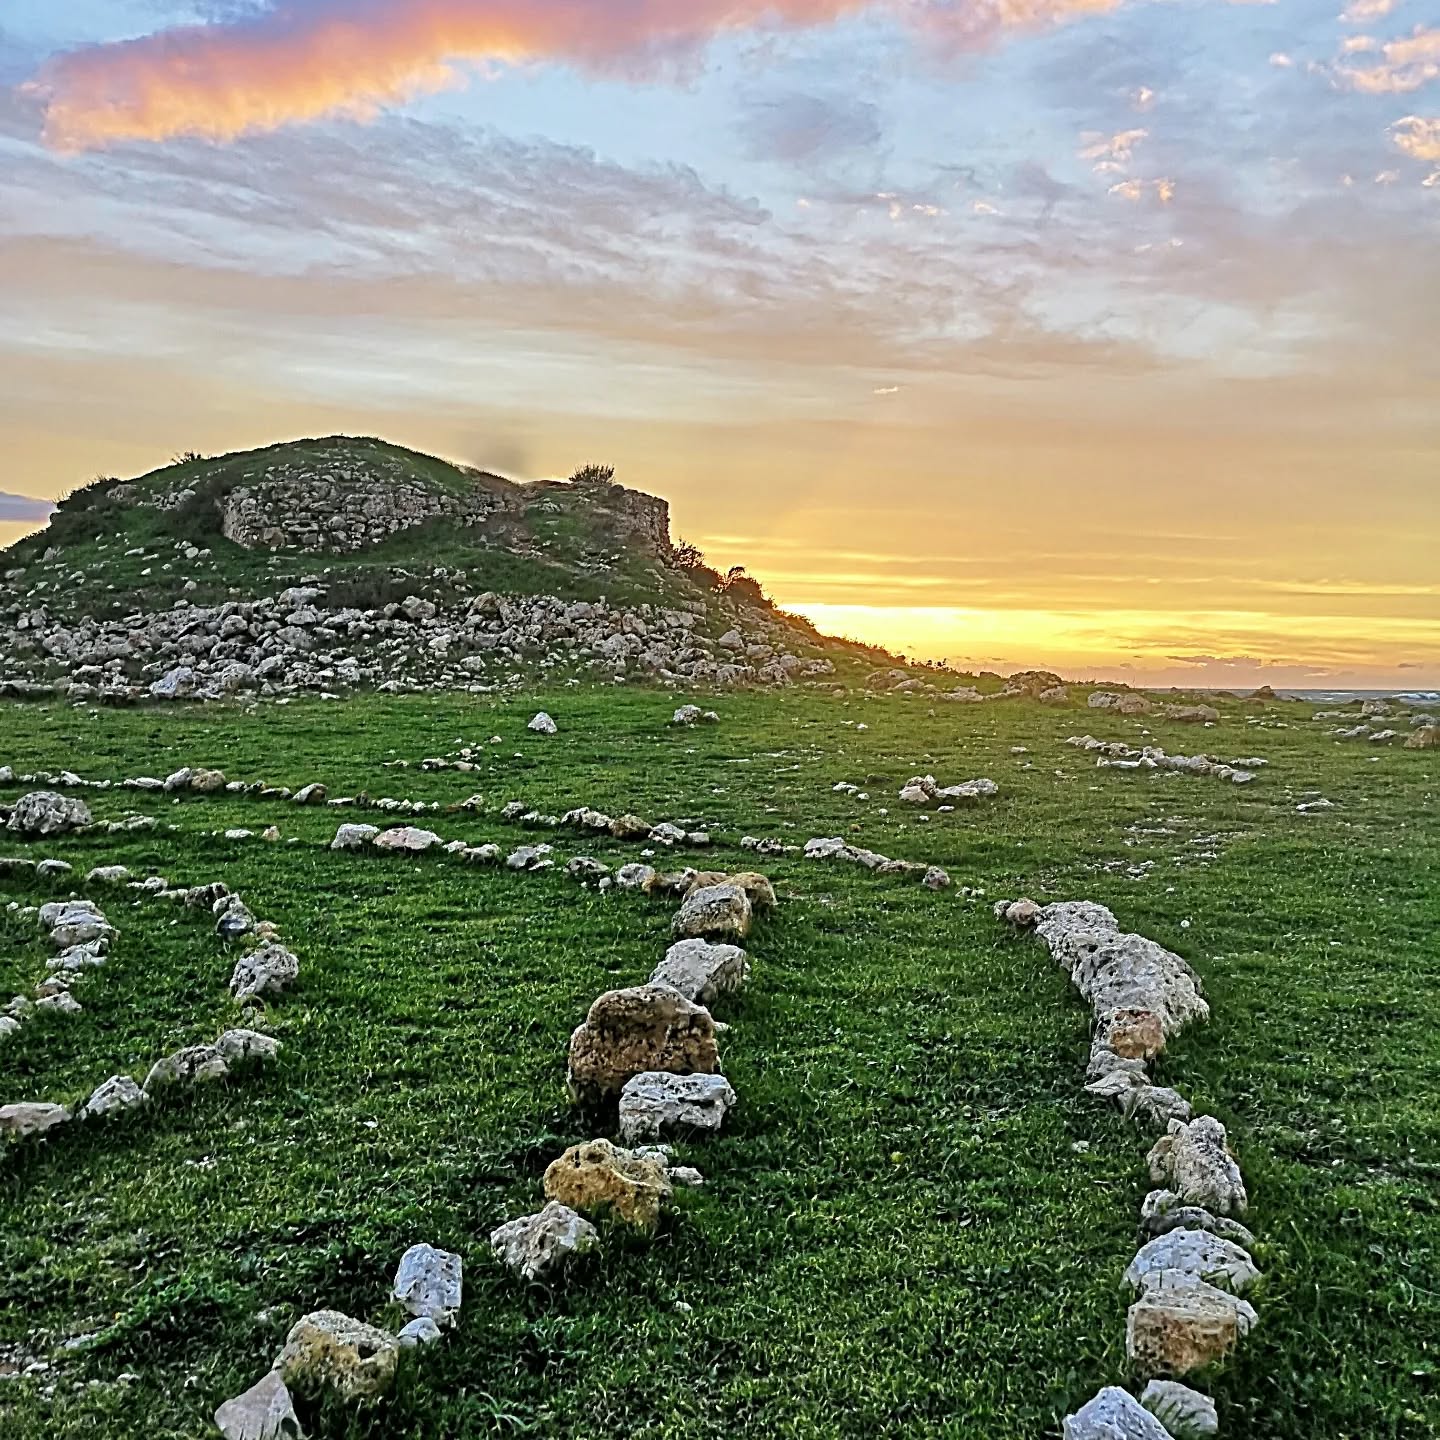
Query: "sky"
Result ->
[[1, 0, 1437, 688]]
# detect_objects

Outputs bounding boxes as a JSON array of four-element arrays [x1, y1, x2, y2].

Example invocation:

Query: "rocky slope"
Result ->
[[0, 437, 878, 702]]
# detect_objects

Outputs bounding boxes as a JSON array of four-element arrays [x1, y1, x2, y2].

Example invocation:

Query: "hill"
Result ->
[[0, 436, 901, 703]]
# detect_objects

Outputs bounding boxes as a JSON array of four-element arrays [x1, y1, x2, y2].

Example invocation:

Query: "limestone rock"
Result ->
[[80, 1075, 149, 1119], [490, 1201, 599, 1281], [7, 791, 92, 837], [1125, 1228, 1260, 1295], [506, 843, 554, 871], [231, 942, 300, 1002], [609, 813, 653, 840], [649, 939, 751, 1007], [215, 1028, 282, 1064], [672, 882, 752, 942], [1147, 1117, 1248, 1215], [85, 865, 131, 884], [292, 783, 327, 805], [214, 1371, 303, 1440], [372, 826, 444, 853], [0, 1101, 72, 1139], [396, 1317, 442, 1348], [1122, 1085, 1194, 1129], [567, 984, 720, 1103], [614, 862, 659, 892], [392, 1243, 463, 1326], [1063, 1386, 1173, 1440], [1140, 1380, 1219, 1439], [1138, 1190, 1255, 1249], [331, 823, 379, 850], [618, 1070, 737, 1145], [1126, 1270, 1257, 1377], [276, 1310, 399, 1402], [543, 1139, 674, 1229], [527, 712, 558, 735], [143, 1044, 229, 1091]]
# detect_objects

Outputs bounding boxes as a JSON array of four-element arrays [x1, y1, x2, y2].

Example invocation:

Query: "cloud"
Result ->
[[1340, 0, 1396, 21], [0, 491, 55, 522], [1333, 25, 1440, 94], [1390, 114, 1440, 160], [737, 91, 883, 165], [21, 0, 1236, 151]]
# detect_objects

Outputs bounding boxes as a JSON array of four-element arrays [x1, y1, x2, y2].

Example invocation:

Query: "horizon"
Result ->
[[3, 1, 1438, 688]]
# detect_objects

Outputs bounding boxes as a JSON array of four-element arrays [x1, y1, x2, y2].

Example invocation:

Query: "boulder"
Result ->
[[372, 826, 444, 853], [609, 813, 653, 840], [490, 1201, 599, 1281], [649, 939, 751, 1007], [230, 943, 300, 1002], [1140, 1380, 1219, 1439], [1124, 1229, 1259, 1295], [7, 791, 91, 837], [275, 1310, 399, 1402], [1126, 1270, 1257, 1376], [214, 1371, 303, 1440], [215, 1029, 282, 1064], [392, 1243, 463, 1326], [0, 1101, 72, 1139], [1063, 1386, 1173, 1440], [567, 984, 720, 1103], [331, 823, 380, 850], [672, 883, 752, 942], [80, 1075, 148, 1119], [614, 862, 659, 893], [618, 1070, 737, 1144], [292, 783, 327, 805], [1147, 1117, 1248, 1215], [143, 1044, 229, 1091], [542, 1139, 674, 1229], [527, 712, 558, 735]]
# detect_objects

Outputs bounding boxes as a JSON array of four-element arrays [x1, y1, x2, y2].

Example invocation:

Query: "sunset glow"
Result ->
[[2, 0, 1437, 687]]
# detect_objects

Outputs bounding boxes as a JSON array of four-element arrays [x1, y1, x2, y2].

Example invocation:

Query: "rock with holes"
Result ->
[[566, 984, 720, 1104], [1126, 1270, 1257, 1377], [331, 823, 380, 851], [1140, 1380, 1218, 1439], [392, 1243, 463, 1326], [214, 1370, 303, 1440], [1123, 1086, 1194, 1129], [542, 1139, 674, 1230], [0, 1101, 72, 1139], [7, 791, 92, 837], [80, 1075, 148, 1119], [1063, 1385, 1173, 1440], [618, 1070, 737, 1145], [1125, 1229, 1259, 1295], [231, 942, 300, 1002], [1147, 1117, 1248, 1215], [649, 939, 751, 1007], [1062, 931, 1210, 1038], [490, 1201, 599, 1282], [143, 1044, 229, 1092], [276, 1310, 399, 1402], [1138, 1190, 1255, 1249], [672, 882, 752, 942]]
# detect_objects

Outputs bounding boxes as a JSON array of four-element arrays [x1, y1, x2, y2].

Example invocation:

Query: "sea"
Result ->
[[1275, 689, 1440, 704]]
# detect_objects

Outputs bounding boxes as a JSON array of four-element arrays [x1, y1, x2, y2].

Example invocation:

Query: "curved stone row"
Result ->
[[1065, 737, 1264, 785], [996, 898, 1260, 1440], [1, 864, 294, 1146]]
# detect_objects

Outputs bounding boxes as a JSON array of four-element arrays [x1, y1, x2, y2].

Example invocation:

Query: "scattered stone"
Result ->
[[1126, 1270, 1257, 1377], [618, 1070, 738, 1144], [567, 984, 720, 1103], [214, 1371, 303, 1440], [566, 856, 611, 883], [6, 791, 92, 837], [542, 1139, 674, 1230], [527, 712, 558, 735], [230, 942, 300, 1002], [1140, 1379, 1219, 1439], [649, 939, 751, 1007], [672, 882, 752, 942], [80, 1075, 149, 1119], [276, 1310, 399, 1402], [392, 1243, 463, 1326], [0, 1101, 72, 1139], [1063, 1386, 1173, 1440], [1147, 1117, 1248, 1215], [490, 1201, 599, 1282]]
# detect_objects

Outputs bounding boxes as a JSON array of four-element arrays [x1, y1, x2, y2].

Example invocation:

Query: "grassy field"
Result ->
[[0, 687, 1436, 1439]]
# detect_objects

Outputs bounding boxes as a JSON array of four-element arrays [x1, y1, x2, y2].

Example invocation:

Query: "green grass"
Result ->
[[0, 688, 1436, 1438]]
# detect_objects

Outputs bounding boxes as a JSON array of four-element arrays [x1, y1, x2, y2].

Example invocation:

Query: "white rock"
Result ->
[[649, 939, 751, 1007], [0, 1101, 72, 1138], [80, 1075, 149, 1119], [230, 942, 300, 1001], [527, 712, 558, 735], [392, 1243, 463, 1326], [490, 1201, 599, 1281], [6, 791, 92, 836], [1140, 1380, 1219, 1439], [1125, 1228, 1260, 1295], [372, 826, 444, 853], [396, 1316, 443, 1348], [214, 1370, 303, 1440], [618, 1071, 738, 1144], [1064, 1386, 1173, 1440]]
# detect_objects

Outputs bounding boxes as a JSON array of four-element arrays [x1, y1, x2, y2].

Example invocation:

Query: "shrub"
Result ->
[[569, 462, 616, 485]]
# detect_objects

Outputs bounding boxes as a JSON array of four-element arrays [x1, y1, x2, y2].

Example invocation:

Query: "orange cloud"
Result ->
[[1390, 114, 1440, 160], [24, 0, 1176, 152], [1334, 25, 1440, 94]]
